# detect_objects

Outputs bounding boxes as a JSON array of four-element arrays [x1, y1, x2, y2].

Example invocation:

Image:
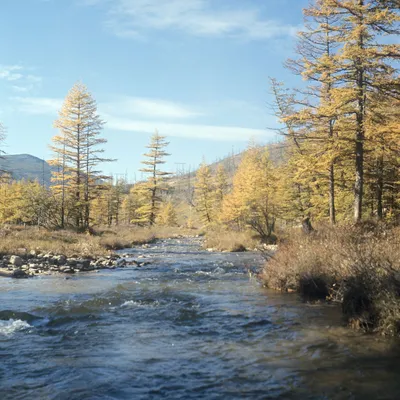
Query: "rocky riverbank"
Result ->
[[0, 249, 152, 279]]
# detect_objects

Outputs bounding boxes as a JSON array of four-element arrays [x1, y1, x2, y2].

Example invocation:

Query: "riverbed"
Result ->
[[1, 238, 399, 399]]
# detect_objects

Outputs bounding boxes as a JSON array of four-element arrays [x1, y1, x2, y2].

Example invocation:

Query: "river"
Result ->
[[0, 238, 399, 399]]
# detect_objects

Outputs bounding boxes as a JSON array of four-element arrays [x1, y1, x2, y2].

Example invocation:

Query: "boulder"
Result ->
[[67, 259, 77, 267], [55, 255, 67, 265], [10, 255, 23, 267], [76, 259, 90, 269]]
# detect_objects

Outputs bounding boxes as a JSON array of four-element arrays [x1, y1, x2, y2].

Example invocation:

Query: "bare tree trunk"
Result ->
[[376, 155, 384, 220], [329, 163, 336, 225], [354, 0, 365, 223]]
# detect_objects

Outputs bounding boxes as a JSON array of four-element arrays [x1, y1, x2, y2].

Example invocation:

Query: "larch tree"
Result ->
[[273, 0, 399, 224], [139, 130, 171, 226], [328, 0, 399, 221], [49, 82, 112, 230], [126, 182, 153, 226], [222, 146, 277, 239], [194, 162, 215, 224], [156, 201, 177, 226], [214, 164, 229, 212], [285, 1, 343, 224]]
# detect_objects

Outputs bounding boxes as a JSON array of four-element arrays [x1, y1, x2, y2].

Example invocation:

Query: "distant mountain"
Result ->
[[0, 154, 52, 185]]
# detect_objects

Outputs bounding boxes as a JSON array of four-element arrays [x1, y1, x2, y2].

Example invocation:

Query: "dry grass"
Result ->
[[260, 222, 400, 336], [204, 228, 258, 252], [0, 225, 197, 257]]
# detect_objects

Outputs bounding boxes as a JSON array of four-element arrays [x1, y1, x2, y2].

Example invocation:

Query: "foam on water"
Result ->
[[0, 319, 32, 336], [120, 300, 160, 309]]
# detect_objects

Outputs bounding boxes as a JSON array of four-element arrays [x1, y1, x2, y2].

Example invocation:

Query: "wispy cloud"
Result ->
[[13, 97, 63, 115], [102, 96, 203, 119], [0, 65, 24, 81], [12, 95, 273, 141], [0, 65, 42, 92], [84, 0, 297, 40], [105, 115, 269, 142]]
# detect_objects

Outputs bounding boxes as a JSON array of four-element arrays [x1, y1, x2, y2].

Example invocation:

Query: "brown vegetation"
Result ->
[[0, 225, 195, 257], [260, 223, 400, 336], [203, 228, 258, 252]]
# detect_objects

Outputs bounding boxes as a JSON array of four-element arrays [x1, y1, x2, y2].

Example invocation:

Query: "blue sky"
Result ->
[[0, 0, 308, 180]]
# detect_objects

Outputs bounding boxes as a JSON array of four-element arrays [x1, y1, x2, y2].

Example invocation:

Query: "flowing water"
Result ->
[[1, 238, 400, 400]]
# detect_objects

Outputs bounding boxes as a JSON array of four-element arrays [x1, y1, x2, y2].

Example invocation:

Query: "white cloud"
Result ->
[[105, 115, 270, 142], [101, 96, 203, 119], [13, 97, 63, 115], [13, 95, 272, 141], [0, 65, 24, 81], [0, 65, 42, 92], [84, 0, 297, 40], [12, 86, 31, 93]]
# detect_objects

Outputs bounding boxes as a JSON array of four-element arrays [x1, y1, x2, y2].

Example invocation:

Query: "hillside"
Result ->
[[0, 154, 52, 185], [166, 141, 287, 225]]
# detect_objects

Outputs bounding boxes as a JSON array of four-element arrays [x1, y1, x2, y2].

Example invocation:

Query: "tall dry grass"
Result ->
[[204, 228, 259, 252], [0, 225, 196, 257], [260, 222, 400, 336]]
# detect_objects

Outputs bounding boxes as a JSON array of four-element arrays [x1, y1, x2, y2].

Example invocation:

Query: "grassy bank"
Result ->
[[260, 223, 400, 336], [0, 225, 197, 257], [203, 228, 259, 252]]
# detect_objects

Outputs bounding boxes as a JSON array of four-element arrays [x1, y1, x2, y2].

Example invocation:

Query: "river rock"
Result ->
[[130, 260, 139, 266], [67, 259, 77, 267], [60, 267, 75, 274], [77, 259, 90, 269], [29, 249, 38, 257], [10, 255, 23, 267], [54, 255, 67, 265], [116, 259, 126, 267], [12, 269, 30, 279]]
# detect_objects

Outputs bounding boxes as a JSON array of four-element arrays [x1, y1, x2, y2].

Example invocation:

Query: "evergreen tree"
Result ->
[[49, 82, 113, 230], [194, 162, 215, 224], [285, 2, 342, 224], [273, 0, 399, 224], [214, 164, 228, 212], [222, 146, 277, 239], [329, 0, 399, 221], [156, 201, 177, 226], [139, 131, 171, 225], [127, 182, 153, 226]]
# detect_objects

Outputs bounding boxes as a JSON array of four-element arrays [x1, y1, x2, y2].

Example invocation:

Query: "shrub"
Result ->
[[260, 222, 400, 336]]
